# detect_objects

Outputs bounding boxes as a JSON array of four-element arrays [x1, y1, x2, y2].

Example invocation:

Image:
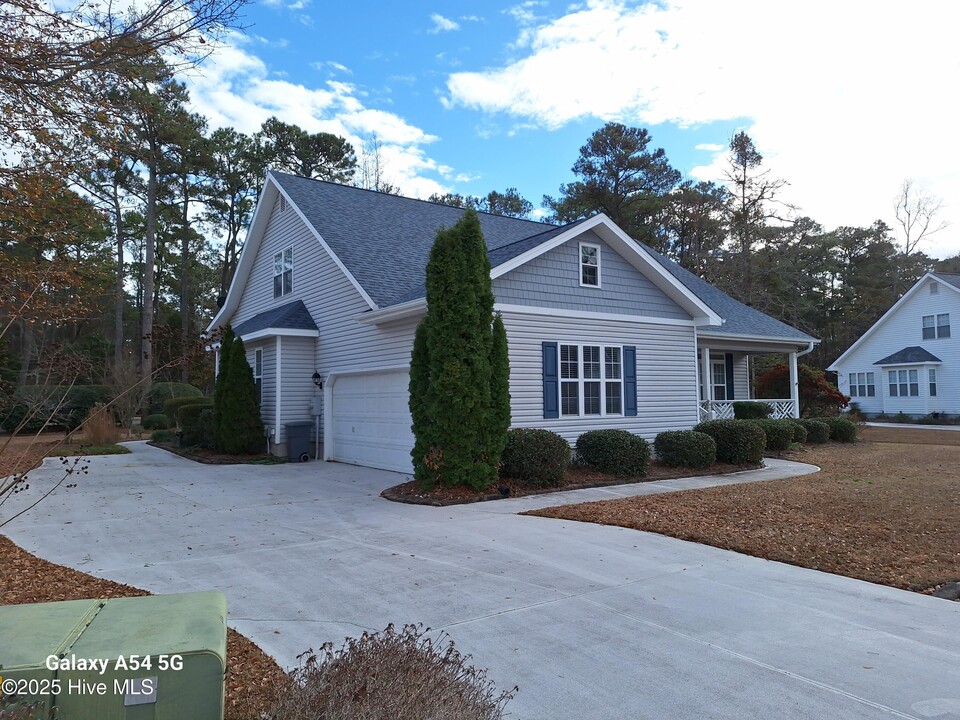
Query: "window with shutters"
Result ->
[[559, 343, 622, 416]]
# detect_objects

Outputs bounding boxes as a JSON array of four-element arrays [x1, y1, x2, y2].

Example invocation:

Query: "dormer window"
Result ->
[[274, 247, 293, 298], [580, 242, 600, 287]]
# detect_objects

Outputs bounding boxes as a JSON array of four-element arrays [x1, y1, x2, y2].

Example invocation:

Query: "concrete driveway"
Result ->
[[5, 443, 959, 719]]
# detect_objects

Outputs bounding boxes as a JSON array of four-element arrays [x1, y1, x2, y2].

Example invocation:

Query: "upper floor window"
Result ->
[[922, 313, 950, 339], [579, 243, 600, 287], [274, 247, 293, 298]]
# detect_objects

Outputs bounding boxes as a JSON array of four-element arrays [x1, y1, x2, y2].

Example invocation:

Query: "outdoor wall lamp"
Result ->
[[312, 371, 323, 389]]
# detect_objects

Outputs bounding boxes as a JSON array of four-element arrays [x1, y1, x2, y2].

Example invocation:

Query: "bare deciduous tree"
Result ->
[[894, 179, 948, 256]]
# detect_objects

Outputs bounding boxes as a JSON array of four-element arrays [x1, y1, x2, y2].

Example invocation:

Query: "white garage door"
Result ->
[[331, 369, 414, 473]]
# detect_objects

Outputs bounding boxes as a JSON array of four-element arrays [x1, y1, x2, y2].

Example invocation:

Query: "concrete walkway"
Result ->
[[4, 444, 959, 719], [864, 421, 960, 431]]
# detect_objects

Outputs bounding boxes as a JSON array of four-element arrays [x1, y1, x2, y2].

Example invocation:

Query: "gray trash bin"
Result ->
[[285, 421, 314, 462]]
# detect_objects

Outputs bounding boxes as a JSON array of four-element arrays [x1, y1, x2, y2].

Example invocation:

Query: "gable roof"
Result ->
[[828, 271, 960, 370], [232, 299, 318, 338], [874, 346, 942, 366], [210, 171, 814, 344]]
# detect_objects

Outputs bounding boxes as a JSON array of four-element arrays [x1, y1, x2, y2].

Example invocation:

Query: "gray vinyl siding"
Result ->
[[493, 231, 691, 320], [278, 336, 319, 450], [246, 340, 275, 445], [834, 280, 960, 415], [502, 309, 699, 443]]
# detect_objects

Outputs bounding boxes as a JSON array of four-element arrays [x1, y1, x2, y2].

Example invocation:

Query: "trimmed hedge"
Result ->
[[198, 408, 215, 451], [789, 421, 808, 444], [654, 430, 716, 468], [693, 419, 766, 465], [177, 402, 214, 447], [149, 382, 203, 414], [163, 396, 212, 420], [576, 429, 650, 477], [742, 418, 795, 452], [817, 416, 858, 443], [151, 429, 176, 443], [732, 401, 773, 420], [142, 413, 173, 430], [798, 419, 830, 444], [500, 428, 570, 487]]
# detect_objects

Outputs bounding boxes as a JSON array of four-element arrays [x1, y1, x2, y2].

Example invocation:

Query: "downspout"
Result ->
[[275, 336, 282, 452]]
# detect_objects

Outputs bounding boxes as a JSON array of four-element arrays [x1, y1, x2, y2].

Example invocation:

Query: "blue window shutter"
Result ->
[[542, 342, 559, 419], [725, 353, 735, 401], [624, 345, 637, 417]]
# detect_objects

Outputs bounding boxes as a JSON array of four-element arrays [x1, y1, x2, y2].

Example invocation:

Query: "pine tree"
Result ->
[[213, 325, 235, 450], [216, 334, 265, 454], [410, 210, 508, 490]]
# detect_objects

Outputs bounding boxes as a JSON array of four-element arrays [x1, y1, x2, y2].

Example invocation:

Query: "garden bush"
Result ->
[[788, 421, 808, 444], [693, 419, 766, 465], [1, 384, 112, 432], [798, 419, 830, 443], [142, 413, 173, 430], [198, 408, 215, 451], [267, 624, 514, 720], [575, 429, 650, 476], [817, 416, 858, 443], [499, 428, 570, 487], [742, 418, 795, 452], [148, 382, 203, 414], [654, 430, 716, 468], [163, 396, 212, 420], [178, 403, 214, 447], [732, 401, 773, 419], [151, 429, 176, 443]]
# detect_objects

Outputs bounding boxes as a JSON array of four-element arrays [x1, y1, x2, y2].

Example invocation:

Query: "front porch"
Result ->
[[696, 335, 809, 422]]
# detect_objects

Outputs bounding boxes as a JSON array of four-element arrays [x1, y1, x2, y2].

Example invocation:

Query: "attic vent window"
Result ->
[[579, 242, 600, 287], [279, 195, 288, 212], [274, 247, 293, 298], [930, 282, 939, 295]]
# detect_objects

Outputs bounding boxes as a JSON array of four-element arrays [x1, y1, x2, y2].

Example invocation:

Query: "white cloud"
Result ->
[[428, 13, 460, 33], [445, 0, 960, 257], [695, 143, 724, 152], [183, 34, 450, 199]]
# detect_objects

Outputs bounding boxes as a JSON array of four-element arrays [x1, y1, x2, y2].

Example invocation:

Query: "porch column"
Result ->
[[788, 351, 800, 418], [701, 347, 714, 419]]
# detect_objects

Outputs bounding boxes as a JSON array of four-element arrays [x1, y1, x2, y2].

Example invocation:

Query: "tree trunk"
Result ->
[[141, 149, 158, 401], [180, 183, 190, 383], [112, 184, 125, 370]]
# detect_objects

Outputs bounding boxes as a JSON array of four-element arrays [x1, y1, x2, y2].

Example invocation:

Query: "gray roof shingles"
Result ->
[[874, 346, 942, 365], [271, 172, 814, 343], [233, 299, 317, 337], [932, 272, 960, 290]]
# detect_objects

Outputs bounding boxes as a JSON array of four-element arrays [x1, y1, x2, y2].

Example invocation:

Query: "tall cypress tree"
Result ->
[[409, 210, 508, 490], [216, 334, 265, 455], [488, 312, 511, 466]]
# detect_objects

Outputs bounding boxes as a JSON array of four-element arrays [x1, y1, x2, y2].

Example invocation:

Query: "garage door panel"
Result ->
[[332, 370, 414, 473]]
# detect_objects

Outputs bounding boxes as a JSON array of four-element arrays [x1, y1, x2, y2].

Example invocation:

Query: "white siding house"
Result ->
[[209, 171, 817, 474], [828, 272, 960, 417]]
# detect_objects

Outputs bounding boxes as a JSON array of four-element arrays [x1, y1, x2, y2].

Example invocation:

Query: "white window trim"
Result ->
[[559, 342, 623, 418], [847, 371, 876, 398], [579, 242, 601, 288], [254, 348, 263, 403], [273, 246, 294, 299], [922, 313, 951, 339], [711, 360, 727, 401], [929, 368, 938, 397]]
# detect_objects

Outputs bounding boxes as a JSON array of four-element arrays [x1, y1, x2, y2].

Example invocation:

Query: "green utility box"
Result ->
[[0, 591, 227, 720]]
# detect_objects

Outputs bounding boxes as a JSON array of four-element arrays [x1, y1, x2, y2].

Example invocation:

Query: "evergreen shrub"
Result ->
[[817, 416, 858, 443], [576, 429, 650, 476], [742, 418, 794, 452], [148, 382, 202, 414], [500, 429, 570, 487], [654, 430, 717, 468], [798, 419, 830, 443], [732, 401, 773, 419], [142, 413, 173, 430], [693, 419, 766, 465]]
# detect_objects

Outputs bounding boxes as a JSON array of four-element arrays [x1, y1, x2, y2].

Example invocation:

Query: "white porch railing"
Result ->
[[698, 399, 796, 422]]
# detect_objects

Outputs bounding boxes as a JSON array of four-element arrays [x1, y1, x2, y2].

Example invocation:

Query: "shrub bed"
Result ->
[[789, 421, 808, 444], [1, 384, 112, 432], [817, 416, 858, 443], [500, 429, 570, 487], [151, 429, 177, 443], [798, 419, 830, 443], [163, 396, 212, 420], [732, 401, 773, 419], [693, 419, 766, 465], [178, 403, 214, 447], [742, 418, 795, 452], [654, 430, 717, 468], [149, 382, 203, 414], [576, 429, 650, 477]]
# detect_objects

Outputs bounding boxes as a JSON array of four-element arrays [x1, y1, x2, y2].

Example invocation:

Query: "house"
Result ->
[[207, 171, 817, 473], [828, 272, 960, 417]]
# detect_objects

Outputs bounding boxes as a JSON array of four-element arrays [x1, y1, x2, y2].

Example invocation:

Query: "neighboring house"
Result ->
[[207, 171, 817, 473], [828, 272, 960, 417]]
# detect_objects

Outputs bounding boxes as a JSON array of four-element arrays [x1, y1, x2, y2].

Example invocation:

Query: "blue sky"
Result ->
[[185, 0, 960, 258]]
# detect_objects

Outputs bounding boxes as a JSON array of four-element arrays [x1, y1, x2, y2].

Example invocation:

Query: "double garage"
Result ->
[[326, 369, 415, 474]]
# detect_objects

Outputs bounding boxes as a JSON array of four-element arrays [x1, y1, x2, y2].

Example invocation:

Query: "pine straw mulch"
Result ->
[[0, 534, 290, 719], [527, 427, 960, 594], [384, 461, 760, 506], [147, 439, 287, 465]]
